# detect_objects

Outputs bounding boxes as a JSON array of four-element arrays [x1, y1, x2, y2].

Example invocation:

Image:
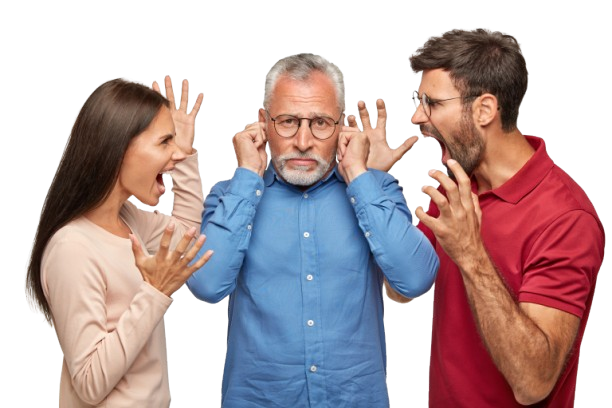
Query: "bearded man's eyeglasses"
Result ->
[[412, 91, 480, 118]]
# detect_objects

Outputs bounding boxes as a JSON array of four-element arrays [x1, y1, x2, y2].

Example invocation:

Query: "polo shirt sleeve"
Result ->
[[346, 170, 439, 298], [519, 210, 604, 318], [187, 167, 264, 303]]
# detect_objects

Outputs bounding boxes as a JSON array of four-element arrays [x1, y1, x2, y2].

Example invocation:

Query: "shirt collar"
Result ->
[[263, 161, 344, 190], [481, 136, 554, 204]]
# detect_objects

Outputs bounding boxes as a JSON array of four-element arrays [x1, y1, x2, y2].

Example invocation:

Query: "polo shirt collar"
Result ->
[[483, 136, 554, 204]]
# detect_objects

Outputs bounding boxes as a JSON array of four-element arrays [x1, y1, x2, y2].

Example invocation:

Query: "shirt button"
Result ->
[[306, 274, 313, 281], [255, 189, 262, 196], [303, 232, 310, 238], [307, 320, 314, 327], [247, 224, 252, 230], [310, 365, 317, 373], [350, 197, 356, 204], [364, 231, 371, 238], [303, 193, 309, 199]]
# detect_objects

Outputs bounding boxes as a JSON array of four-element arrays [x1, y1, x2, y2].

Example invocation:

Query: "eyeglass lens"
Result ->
[[412, 91, 430, 117]]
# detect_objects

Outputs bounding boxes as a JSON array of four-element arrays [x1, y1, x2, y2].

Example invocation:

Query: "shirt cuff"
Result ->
[[346, 171, 385, 212], [181, 149, 198, 162], [141, 281, 174, 307]]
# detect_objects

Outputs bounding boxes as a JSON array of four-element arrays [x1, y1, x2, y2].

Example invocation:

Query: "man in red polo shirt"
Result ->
[[383, 28, 604, 407]]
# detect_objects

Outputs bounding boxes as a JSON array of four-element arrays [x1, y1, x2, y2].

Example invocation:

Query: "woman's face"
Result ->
[[117, 106, 186, 206]]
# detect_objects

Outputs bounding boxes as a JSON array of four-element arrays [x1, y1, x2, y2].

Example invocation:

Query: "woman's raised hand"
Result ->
[[153, 76, 203, 154]]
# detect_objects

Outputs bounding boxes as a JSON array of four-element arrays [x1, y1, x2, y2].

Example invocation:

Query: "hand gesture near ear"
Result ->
[[153, 76, 203, 155], [130, 222, 213, 297], [337, 127, 369, 184], [233, 122, 268, 177]]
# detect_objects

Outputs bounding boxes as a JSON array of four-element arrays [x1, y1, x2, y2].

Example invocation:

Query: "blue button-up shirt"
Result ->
[[188, 165, 438, 407]]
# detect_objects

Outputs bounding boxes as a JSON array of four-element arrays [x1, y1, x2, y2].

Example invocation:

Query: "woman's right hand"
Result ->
[[153, 76, 203, 155], [130, 222, 213, 297]]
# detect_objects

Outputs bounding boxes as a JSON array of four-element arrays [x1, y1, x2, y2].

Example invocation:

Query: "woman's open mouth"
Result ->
[[156, 173, 166, 194]]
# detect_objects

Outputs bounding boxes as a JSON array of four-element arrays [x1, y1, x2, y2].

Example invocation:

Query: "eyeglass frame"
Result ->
[[412, 91, 480, 118], [265, 110, 344, 140]]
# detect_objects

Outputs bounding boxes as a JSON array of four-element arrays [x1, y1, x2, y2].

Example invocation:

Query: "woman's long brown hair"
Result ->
[[26, 78, 168, 324]]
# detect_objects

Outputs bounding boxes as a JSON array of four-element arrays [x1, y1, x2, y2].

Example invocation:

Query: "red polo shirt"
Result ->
[[418, 136, 605, 407]]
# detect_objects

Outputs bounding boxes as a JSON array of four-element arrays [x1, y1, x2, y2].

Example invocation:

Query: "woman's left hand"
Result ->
[[153, 76, 203, 154], [130, 222, 213, 297]]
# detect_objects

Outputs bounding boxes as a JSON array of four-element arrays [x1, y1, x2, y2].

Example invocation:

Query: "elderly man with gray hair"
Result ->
[[188, 53, 438, 407]]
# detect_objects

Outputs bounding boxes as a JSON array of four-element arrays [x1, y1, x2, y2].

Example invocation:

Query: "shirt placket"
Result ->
[[299, 190, 326, 405]]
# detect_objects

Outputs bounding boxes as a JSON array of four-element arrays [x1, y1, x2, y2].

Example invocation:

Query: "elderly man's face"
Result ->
[[259, 71, 342, 188]]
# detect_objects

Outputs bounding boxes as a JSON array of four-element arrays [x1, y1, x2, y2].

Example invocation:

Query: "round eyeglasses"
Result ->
[[413, 91, 480, 118], [266, 110, 343, 140]]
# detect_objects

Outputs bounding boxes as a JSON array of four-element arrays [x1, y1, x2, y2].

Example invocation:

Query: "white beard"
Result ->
[[274, 152, 333, 186]]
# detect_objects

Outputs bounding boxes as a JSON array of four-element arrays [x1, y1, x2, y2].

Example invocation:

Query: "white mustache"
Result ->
[[278, 152, 326, 166]]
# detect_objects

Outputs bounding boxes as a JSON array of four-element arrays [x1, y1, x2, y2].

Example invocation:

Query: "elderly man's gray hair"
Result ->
[[263, 52, 346, 113]]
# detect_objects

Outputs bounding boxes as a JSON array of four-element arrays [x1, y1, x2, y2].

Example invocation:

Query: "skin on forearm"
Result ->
[[458, 247, 579, 405]]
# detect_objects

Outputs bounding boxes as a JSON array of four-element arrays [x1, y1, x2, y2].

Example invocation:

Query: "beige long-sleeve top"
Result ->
[[41, 153, 203, 407]]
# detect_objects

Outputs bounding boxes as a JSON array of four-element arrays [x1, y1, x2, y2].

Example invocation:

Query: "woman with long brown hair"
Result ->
[[26, 76, 212, 407]]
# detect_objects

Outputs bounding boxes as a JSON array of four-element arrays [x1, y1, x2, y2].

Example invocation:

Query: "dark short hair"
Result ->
[[410, 28, 528, 132]]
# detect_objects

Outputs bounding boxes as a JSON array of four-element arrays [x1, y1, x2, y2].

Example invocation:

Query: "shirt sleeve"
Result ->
[[347, 170, 439, 298], [519, 210, 604, 318], [187, 167, 264, 303], [42, 240, 172, 405]]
